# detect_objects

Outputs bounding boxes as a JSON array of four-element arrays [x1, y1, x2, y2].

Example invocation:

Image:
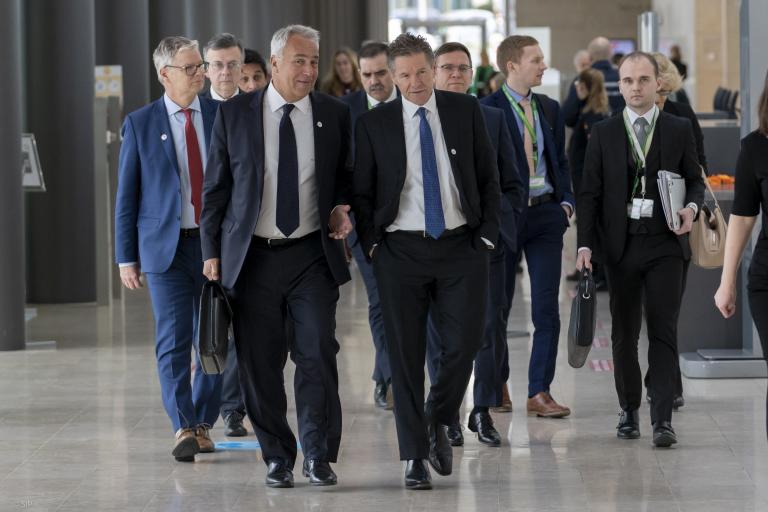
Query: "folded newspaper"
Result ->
[[656, 171, 686, 231]]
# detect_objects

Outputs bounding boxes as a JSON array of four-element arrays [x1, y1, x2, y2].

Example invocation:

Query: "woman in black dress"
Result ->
[[715, 78, 768, 439]]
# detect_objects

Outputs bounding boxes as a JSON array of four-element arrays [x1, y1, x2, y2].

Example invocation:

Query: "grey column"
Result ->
[[24, 0, 96, 303], [0, 0, 25, 350]]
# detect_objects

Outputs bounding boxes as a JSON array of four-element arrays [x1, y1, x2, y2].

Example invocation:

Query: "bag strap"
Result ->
[[699, 165, 722, 211]]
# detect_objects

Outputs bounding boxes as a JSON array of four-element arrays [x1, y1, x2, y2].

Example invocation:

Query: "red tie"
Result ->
[[182, 109, 204, 224]]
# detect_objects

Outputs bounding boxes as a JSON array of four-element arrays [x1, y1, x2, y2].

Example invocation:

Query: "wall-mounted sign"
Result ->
[[22, 133, 46, 192], [95, 65, 124, 108]]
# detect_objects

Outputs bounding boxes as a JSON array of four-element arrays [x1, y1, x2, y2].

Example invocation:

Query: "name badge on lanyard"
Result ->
[[623, 109, 658, 219]]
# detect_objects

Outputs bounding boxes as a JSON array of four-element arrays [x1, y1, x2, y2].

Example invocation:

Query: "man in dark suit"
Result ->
[[202, 33, 243, 102], [200, 24, 353, 488], [481, 35, 575, 419], [340, 41, 398, 410], [115, 36, 222, 462], [576, 52, 704, 447], [563, 36, 625, 122], [200, 32, 250, 439], [427, 41, 524, 448], [354, 33, 501, 490]]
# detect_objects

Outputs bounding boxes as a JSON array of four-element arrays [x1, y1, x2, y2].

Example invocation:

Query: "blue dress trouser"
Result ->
[[144, 236, 222, 432]]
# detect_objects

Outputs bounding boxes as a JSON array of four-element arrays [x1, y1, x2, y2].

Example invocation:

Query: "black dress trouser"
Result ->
[[604, 231, 684, 426], [373, 228, 489, 460], [747, 239, 768, 441], [231, 232, 342, 468]]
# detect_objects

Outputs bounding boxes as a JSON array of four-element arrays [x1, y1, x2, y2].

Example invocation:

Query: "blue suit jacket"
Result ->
[[481, 89, 575, 214], [114, 96, 218, 273]]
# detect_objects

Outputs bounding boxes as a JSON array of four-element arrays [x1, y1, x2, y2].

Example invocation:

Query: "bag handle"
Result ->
[[699, 165, 722, 212], [580, 268, 593, 300]]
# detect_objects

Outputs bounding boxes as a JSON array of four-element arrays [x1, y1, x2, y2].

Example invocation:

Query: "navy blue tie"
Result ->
[[276, 104, 299, 237], [417, 107, 445, 239]]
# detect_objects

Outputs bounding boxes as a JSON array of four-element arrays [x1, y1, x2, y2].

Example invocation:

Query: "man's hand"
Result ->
[[329, 205, 353, 240], [576, 249, 592, 271], [203, 258, 220, 281], [562, 204, 573, 218], [120, 265, 143, 290], [673, 206, 695, 235], [714, 282, 737, 318]]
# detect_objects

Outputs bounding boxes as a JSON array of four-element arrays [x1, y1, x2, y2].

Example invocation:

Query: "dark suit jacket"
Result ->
[[481, 89, 575, 213], [200, 89, 353, 289], [480, 104, 525, 251], [577, 111, 705, 264], [115, 95, 217, 273], [663, 99, 707, 172], [353, 90, 501, 258]]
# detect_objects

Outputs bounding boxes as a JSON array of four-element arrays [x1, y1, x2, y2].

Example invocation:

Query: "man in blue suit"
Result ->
[[200, 25, 353, 488], [340, 41, 398, 410], [114, 36, 222, 462], [482, 35, 575, 418], [427, 41, 524, 447]]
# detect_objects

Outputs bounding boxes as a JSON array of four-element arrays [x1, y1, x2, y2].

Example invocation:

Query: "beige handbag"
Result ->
[[689, 168, 727, 269]]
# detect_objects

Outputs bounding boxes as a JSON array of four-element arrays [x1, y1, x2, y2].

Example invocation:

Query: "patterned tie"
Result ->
[[276, 104, 299, 237], [182, 109, 204, 224], [633, 117, 649, 150], [519, 98, 535, 176], [417, 107, 445, 239]]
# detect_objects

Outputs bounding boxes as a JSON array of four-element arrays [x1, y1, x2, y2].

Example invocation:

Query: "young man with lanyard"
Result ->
[[576, 52, 703, 447], [482, 35, 575, 419]]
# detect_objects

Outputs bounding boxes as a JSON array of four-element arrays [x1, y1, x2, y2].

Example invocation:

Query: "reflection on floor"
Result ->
[[4, 227, 768, 512]]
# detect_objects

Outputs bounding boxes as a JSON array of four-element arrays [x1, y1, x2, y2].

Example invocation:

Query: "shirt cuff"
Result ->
[[560, 201, 574, 217], [480, 237, 495, 250], [118, 262, 137, 267], [685, 202, 698, 216], [577, 247, 591, 254]]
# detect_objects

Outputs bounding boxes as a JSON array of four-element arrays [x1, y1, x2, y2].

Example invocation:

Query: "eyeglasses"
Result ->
[[209, 61, 242, 72], [165, 62, 208, 76], [439, 64, 472, 73]]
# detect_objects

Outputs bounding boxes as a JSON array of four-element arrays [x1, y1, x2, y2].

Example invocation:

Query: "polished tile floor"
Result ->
[[5, 230, 768, 511]]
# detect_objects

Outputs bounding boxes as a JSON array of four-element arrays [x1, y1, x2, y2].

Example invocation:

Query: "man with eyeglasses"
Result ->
[[201, 32, 250, 440], [203, 33, 243, 102], [115, 36, 221, 462], [427, 42, 524, 448]]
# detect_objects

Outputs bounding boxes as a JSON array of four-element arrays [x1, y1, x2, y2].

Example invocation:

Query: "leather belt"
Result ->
[[395, 225, 470, 238], [528, 193, 555, 207], [252, 230, 319, 248], [180, 228, 200, 238]]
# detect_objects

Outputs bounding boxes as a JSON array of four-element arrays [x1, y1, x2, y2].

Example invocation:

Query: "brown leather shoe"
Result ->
[[547, 393, 571, 417], [526, 392, 570, 418], [491, 385, 513, 413], [173, 428, 199, 462], [195, 424, 215, 453]]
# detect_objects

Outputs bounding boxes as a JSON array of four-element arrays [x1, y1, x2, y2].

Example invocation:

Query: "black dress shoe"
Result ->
[[467, 411, 502, 447], [373, 381, 388, 409], [224, 411, 248, 437], [302, 459, 337, 486], [404, 459, 432, 490], [616, 409, 640, 439], [446, 421, 464, 447], [427, 422, 452, 476], [673, 395, 685, 410], [266, 460, 294, 488], [652, 422, 677, 448]]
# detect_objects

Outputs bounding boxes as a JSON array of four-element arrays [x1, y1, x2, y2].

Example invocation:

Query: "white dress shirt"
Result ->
[[387, 91, 467, 233], [254, 83, 320, 238], [367, 87, 397, 109], [209, 87, 239, 102]]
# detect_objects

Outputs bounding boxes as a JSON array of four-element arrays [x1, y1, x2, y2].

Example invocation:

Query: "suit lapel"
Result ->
[[434, 91, 465, 193], [249, 90, 266, 197], [493, 90, 527, 175], [152, 98, 180, 176], [385, 98, 407, 188], [199, 97, 216, 148]]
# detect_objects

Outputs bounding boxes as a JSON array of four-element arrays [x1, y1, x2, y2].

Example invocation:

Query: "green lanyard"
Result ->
[[502, 83, 539, 171], [622, 108, 658, 198]]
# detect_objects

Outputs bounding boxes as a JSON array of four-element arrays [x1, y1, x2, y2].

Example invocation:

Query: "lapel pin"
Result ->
[[450, 148, 457, 155], [316, 121, 323, 128], [161, 133, 168, 141]]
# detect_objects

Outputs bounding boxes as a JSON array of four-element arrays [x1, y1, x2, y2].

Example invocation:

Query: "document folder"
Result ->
[[657, 170, 686, 231]]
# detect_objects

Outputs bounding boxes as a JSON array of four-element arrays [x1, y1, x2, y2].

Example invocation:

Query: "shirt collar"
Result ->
[[367, 86, 398, 109], [625, 104, 658, 126], [401, 89, 437, 119], [164, 94, 201, 116], [266, 82, 311, 115], [209, 87, 239, 102], [503, 82, 532, 104]]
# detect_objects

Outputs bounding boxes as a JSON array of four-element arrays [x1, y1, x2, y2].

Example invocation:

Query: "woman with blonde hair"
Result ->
[[320, 47, 362, 97]]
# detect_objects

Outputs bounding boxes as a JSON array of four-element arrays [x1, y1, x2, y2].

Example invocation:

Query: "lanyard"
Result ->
[[502, 84, 539, 171], [623, 108, 658, 198]]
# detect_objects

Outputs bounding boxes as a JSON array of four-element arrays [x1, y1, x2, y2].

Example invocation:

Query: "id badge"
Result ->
[[627, 198, 654, 219], [529, 176, 546, 191]]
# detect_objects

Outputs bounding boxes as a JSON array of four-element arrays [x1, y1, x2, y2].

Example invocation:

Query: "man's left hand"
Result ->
[[673, 206, 695, 235], [561, 204, 573, 218], [329, 205, 353, 239]]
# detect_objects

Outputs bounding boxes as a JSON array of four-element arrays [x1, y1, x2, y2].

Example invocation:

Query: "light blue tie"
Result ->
[[417, 107, 445, 239]]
